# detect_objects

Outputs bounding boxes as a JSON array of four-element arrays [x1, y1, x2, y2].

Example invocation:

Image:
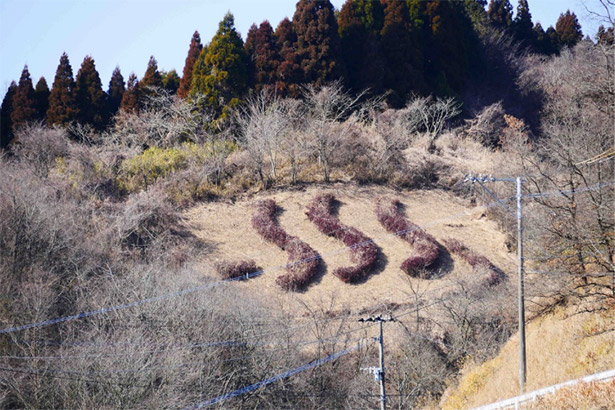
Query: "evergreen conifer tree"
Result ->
[[292, 0, 344, 86], [178, 31, 202, 98], [533, 23, 558, 55], [34, 77, 50, 121], [47, 53, 78, 126], [380, 0, 424, 106], [487, 0, 513, 31], [513, 0, 535, 47], [140, 56, 163, 102], [596, 25, 614, 45], [556, 10, 583, 49], [338, 0, 385, 93], [75, 55, 107, 129], [11, 65, 37, 129], [107, 67, 125, 118], [275, 18, 303, 97], [162, 70, 180, 94], [245, 20, 281, 93], [0, 82, 17, 148], [120, 73, 140, 113], [190, 12, 249, 119]]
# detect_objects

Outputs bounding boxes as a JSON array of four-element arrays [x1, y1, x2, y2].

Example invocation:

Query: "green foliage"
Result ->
[[47, 53, 79, 126], [107, 67, 125, 117], [178, 31, 203, 99], [487, 0, 512, 30], [338, 0, 385, 93], [190, 13, 248, 121], [117, 141, 237, 193], [162, 69, 180, 94], [10, 65, 37, 129], [380, 0, 424, 106], [292, 0, 344, 86], [513, 0, 535, 47], [75, 56, 107, 130]]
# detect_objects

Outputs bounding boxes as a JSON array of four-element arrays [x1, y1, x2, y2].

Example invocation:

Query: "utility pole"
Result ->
[[359, 315, 395, 410], [464, 174, 527, 393]]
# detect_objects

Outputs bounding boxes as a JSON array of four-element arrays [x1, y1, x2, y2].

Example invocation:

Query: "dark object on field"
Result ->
[[444, 238, 506, 286], [375, 199, 440, 279], [252, 199, 320, 291], [305, 194, 378, 283]]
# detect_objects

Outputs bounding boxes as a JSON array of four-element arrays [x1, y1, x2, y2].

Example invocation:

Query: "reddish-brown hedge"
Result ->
[[443, 238, 506, 286], [215, 259, 260, 280], [375, 199, 439, 278], [251, 199, 319, 291], [305, 194, 378, 283]]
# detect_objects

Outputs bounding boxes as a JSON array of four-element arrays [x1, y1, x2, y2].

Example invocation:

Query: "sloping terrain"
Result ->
[[441, 305, 615, 409], [184, 183, 515, 315]]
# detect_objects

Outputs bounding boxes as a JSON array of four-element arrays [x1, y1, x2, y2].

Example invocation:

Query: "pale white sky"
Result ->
[[0, 0, 604, 100]]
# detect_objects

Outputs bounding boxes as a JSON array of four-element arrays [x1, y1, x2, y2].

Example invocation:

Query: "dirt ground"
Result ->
[[183, 183, 516, 318]]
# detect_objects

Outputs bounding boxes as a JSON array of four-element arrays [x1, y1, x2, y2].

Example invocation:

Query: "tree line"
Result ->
[[1, 0, 608, 149]]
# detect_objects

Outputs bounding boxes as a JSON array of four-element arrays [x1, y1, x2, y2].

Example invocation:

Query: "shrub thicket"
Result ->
[[375, 199, 440, 278], [305, 194, 378, 282], [251, 199, 320, 290], [444, 238, 506, 286], [215, 259, 260, 279]]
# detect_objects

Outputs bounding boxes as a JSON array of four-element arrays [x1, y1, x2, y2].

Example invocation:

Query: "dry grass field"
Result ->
[[184, 183, 516, 317]]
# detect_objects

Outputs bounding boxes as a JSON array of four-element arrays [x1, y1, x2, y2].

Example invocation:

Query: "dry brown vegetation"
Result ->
[[0, 37, 613, 409]]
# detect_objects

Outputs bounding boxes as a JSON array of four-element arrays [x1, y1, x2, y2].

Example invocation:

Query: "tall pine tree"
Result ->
[[178, 31, 202, 99], [75, 55, 107, 129], [120, 73, 140, 113], [292, 0, 344, 86], [556, 10, 582, 49], [11, 65, 37, 129], [275, 18, 303, 97], [47, 52, 78, 126], [487, 0, 513, 31], [190, 12, 249, 119], [140, 56, 163, 103], [0, 82, 17, 148], [107, 67, 125, 118], [338, 0, 385, 93], [513, 0, 535, 48], [380, 0, 424, 106], [34, 77, 50, 121], [245, 20, 281, 93], [162, 69, 180, 94]]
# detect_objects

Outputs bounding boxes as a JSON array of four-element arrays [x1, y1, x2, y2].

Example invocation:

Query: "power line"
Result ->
[[185, 342, 368, 409]]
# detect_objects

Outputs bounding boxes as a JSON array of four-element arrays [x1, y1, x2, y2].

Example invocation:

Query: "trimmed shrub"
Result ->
[[375, 199, 440, 278], [305, 194, 378, 283], [251, 199, 319, 291], [215, 259, 259, 280], [443, 238, 506, 286]]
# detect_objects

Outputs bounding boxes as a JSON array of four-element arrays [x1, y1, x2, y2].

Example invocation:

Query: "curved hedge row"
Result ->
[[443, 238, 506, 286], [375, 199, 439, 278], [215, 259, 260, 280], [305, 194, 378, 283], [251, 199, 320, 291]]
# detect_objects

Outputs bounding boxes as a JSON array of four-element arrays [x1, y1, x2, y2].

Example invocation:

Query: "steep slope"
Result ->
[[441, 305, 615, 409]]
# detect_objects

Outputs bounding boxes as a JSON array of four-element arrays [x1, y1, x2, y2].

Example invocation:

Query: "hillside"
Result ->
[[441, 305, 615, 409], [184, 184, 515, 315]]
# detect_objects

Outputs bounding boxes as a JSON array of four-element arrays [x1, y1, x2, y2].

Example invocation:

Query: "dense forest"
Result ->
[[1, 0, 614, 409], [2, 0, 611, 148]]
